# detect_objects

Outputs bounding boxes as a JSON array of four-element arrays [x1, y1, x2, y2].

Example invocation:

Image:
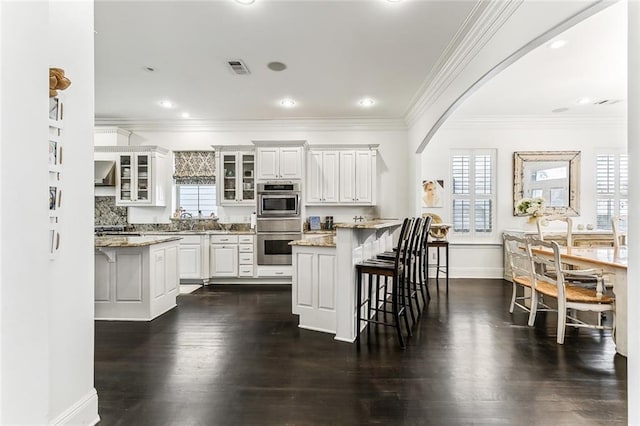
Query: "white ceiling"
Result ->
[[95, 1, 627, 125], [453, 0, 627, 118], [94, 0, 479, 122]]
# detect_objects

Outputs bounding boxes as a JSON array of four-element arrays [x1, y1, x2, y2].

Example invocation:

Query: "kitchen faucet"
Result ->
[[353, 215, 364, 222]]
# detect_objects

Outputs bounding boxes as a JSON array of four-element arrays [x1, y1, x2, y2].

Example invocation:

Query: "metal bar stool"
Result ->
[[355, 218, 412, 348], [428, 240, 449, 292], [376, 217, 424, 323]]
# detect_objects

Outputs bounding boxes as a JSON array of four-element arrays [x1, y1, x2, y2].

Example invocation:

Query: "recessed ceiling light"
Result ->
[[267, 61, 287, 72], [386, 0, 403, 3], [144, 66, 155, 72], [159, 100, 173, 108], [181, 112, 190, 118], [548, 39, 567, 49], [359, 98, 376, 107], [576, 97, 591, 105], [280, 98, 296, 108], [235, 0, 255, 5]]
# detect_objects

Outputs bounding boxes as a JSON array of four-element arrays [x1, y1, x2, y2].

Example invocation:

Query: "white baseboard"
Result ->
[[428, 266, 504, 279], [334, 336, 356, 343], [50, 388, 99, 426], [298, 324, 335, 334]]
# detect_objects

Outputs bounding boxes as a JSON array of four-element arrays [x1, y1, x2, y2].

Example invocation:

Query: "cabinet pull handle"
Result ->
[[275, 271, 284, 275]]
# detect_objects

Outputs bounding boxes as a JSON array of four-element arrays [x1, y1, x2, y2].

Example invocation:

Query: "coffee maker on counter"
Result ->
[[325, 216, 334, 230]]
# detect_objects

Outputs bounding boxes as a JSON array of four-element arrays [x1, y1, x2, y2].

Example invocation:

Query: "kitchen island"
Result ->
[[290, 219, 402, 342], [95, 235, 181, 321]]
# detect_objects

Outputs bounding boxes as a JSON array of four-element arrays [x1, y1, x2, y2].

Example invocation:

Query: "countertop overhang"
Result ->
[[95, 236, 182, 248], [332, 219, 403, 230], [290, 235, 336, 248]]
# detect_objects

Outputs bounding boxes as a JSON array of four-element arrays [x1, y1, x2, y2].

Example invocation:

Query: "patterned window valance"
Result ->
[[173, 151, 216, 185]]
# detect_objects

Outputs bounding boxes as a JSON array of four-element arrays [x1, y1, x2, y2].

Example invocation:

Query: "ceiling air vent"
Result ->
[[227, 60, 250, 75], [594, 99, 622, 105]]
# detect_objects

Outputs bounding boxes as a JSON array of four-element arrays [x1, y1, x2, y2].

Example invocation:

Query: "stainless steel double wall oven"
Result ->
[[256, 182, 301, 266]]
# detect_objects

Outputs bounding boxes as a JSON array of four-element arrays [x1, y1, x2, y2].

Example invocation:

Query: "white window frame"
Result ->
[[176, 184, 218, 217], [595, 151, 627, 230], [450, 149, 497, 241]]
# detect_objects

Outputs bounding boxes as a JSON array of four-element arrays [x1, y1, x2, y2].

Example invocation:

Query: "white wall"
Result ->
[[124, 127, 411, 224], [48, 1, 98, 424], [627, 1, 639, 423], [0, 2, 50, 423], [420, 118, 626, 277], [0, 1, 97, 424]]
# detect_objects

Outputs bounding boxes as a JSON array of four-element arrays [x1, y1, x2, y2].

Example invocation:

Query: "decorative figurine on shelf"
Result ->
[[49, 67, 71, 97]]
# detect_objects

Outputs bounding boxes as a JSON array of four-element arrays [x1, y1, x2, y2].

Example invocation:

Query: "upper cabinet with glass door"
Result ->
[[220, 151, 255, 205], [115, 146, 169, 206]]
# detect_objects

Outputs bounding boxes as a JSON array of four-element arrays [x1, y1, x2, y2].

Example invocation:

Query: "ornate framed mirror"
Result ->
[[513, 151, 580, 216]]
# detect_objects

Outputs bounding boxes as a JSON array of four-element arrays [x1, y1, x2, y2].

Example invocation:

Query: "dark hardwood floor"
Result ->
[[95, 279, 627, 425]]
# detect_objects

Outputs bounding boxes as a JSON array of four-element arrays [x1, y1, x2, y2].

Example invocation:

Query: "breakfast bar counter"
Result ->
[[95, 236, 181, 321], [289, 219, 402, 341]]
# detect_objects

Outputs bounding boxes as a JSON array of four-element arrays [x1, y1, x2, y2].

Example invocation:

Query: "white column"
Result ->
[[628, 1, 640, 424]]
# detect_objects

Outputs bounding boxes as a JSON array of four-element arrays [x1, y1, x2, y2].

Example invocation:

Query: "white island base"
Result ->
[[95, 236, 181, 321], [290, 220, 402, 342]]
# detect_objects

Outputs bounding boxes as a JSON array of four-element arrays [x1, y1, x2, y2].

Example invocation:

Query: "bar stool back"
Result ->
[[355, 218, 412, 348]]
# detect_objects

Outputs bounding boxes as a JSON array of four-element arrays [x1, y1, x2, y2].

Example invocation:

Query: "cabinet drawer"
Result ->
[[238, 235, 254, 244], [238, 244, 253, 253], [210, 235, 238, 244], [238, 266, 254, 277], [239, 253, 254, 265], [177, 235, 201, 245], [256, 266, 292, 277]]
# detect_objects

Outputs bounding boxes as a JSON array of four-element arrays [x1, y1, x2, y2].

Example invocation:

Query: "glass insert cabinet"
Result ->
[[220, 151, 255, 205], [115, 146, 169, 207]]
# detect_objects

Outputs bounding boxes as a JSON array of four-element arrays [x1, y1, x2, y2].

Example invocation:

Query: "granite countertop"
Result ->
[[289, 234, 336, 248], [333, 219, 403, 230], [303, 230, 336, 235], [120, 230, 256, 236], [95, 236, 182, 248]]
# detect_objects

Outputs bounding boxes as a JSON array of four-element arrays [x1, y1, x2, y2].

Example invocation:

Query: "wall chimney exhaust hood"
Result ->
[[94, 160, 116, 186]]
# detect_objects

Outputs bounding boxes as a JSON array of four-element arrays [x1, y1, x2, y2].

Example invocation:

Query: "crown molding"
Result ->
[[442, 114, 626, 129], [404, 0, 524, 126], [93, 117, 408, 133]]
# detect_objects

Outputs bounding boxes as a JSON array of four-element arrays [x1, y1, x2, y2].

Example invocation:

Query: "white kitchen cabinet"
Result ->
[[256, 147, 302, 180], [179, 243, 202, 279], [115, 146, 169, 206], [307, 151, 339, 204], [291, 246, 337, 332], [95, 238, 179, 321], [237, 234, 255, 277], [220, 151, 255, 205], [177, 234, 210, 282], [210, 244, 238, 277], [209, 234, 255, 278], [338, 150, 376, 205]]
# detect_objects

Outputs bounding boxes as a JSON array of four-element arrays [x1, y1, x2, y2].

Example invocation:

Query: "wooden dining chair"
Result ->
[[503, 234, 537, 325], [537, 215, 604, 294], [611, 215, 627, 250], [528, 238, 615, 344]]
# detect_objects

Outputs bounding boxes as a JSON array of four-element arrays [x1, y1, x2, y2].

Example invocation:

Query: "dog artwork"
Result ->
[[422, 180, 443, 208]]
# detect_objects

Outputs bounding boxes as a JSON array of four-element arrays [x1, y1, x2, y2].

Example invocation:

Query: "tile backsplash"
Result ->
[[95, 196, 250, 232], [95, 196, 127, 225]]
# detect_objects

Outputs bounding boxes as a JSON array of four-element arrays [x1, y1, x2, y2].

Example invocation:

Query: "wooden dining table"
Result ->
[[531, 245, 628, 356]]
